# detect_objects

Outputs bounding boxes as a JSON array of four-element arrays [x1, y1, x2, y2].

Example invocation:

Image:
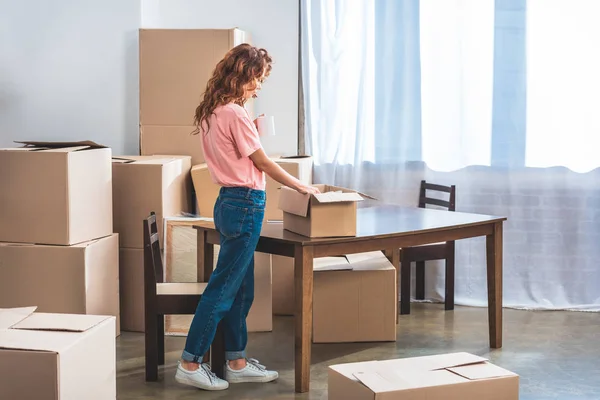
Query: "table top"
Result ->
[[193, 205, 506, 245]]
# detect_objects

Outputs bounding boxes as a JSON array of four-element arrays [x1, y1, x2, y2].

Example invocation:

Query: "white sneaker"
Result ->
[[225, 358, 279, 384], [175, 362, 229, 391]]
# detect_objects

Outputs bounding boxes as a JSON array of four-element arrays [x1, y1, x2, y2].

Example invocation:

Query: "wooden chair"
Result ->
[[400, 181, 456, 315], [144, 212, 225, 381]]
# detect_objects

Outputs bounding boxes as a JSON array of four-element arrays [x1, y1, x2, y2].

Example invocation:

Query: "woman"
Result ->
[[175, 44, 319, 391]]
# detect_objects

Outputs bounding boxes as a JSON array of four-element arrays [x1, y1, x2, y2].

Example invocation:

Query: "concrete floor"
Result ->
[[117, 304, 600, 399]]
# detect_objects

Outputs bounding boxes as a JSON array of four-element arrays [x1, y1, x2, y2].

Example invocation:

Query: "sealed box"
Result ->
[[112, 155, 192, 248]]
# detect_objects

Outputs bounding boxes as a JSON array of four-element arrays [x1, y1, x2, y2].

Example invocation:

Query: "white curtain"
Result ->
[[301, 0, 600, 311]]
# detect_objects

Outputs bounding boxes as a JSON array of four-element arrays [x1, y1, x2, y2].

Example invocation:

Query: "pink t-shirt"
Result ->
[[201, 103, 266, 190]]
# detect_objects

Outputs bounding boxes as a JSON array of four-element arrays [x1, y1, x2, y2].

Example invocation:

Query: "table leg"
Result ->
[[196, 229, 214, 282], [486, 221, 503, 348], [294, 245, 314, 393], [384, 249, 400, 323]]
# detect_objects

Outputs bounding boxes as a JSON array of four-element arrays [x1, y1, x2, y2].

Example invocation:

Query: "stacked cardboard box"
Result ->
[[112, 156, 192, 332], [0, 141, 120, 336], [139, 28, 250, 165], [0, 306, 116, 399]]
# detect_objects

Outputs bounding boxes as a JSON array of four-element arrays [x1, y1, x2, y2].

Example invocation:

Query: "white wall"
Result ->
[[141, 0, 299, 156], [0, 0, 141, 155]]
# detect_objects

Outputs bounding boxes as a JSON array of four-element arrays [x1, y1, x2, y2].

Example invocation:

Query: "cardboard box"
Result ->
[[313, 252, 396, 343], [272, 255, 294, 315], [119, 248, 145, 332], [163, 219, 272, 333], [112, 155, 192, 249], [190, 164, 221, 217], [328, 352, 519, 400], [279, 184, 366, 237], [0, 234, 120, 336], [0, 307, 116, 400], [0, 140, 113, 245], [192, 156, 313, 220], [139, 28, 250, 164], [266, 156, 313, 221], [140, 125, 205, 166]]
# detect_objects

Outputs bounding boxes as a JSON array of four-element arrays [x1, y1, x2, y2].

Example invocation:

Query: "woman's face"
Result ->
[[243, 70, 266, 99]]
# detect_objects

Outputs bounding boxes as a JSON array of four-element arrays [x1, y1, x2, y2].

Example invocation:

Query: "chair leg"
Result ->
[[415, 261, 426, 300], [145, 311, 159, 381], [445, 241, 456, 311], [400, 255, 412, 315], [212, 322, 226, 379], [157, 315, 165, 366]]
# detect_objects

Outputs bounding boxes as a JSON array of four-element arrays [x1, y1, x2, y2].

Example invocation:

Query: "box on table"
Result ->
[[265, 156, 313, 221], [191, 156, 313, 220], [328, 352, 519, 400], [139, 28, 250, 165], [0, 307, 116, 400], [0, 140, 112, 245], [313, 251, 397, 343], [279, 184, 367, 237], [0, 234, 120, 336], [112, 155, 192, 249]]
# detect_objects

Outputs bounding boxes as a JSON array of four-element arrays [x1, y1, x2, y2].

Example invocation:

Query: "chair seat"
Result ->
[[157, 282, 207, 296]]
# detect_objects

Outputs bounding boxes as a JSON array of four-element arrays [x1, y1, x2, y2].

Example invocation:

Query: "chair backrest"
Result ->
[[418, 180, 456, 211], [143, 212, 164, 284]]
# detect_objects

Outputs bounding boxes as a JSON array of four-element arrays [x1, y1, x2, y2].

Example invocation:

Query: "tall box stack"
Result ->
[[0, 141, 120, 336], [139, 28, 250, 165], [112, 156, 192, 332]]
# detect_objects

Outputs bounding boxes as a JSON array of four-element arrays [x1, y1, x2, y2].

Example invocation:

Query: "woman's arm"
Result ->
[[250, 148, 319, 194]]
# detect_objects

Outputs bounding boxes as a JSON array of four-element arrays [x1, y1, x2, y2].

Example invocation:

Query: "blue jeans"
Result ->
[[182, 186, 265, 362]]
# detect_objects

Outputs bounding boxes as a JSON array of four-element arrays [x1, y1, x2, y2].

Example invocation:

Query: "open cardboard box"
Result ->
[[0, 306, 116, 400], [329, 352, 519, 399], [278, 184, 372, 237]]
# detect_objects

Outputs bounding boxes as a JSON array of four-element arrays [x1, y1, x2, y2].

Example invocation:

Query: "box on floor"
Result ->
[[0, 234, 120, 336], [0, 140, 112, 245], [120, 219, 272, 333], [328, 352, 519, 400], [139, 28, 250, 165], [112, 155, 192, 249], [0, 307, 116, 400], [191, 156, 313, 220], [273, 251, 397, 343], [279, 184, 368, 237]]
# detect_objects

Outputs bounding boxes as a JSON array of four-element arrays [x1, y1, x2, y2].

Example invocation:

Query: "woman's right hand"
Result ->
[[297, 184, 320, 195]]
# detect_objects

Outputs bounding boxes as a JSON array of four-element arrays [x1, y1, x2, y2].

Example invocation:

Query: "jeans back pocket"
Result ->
[[215, 201, 249, 238]]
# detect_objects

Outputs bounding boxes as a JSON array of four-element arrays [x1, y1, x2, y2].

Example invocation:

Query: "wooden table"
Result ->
[[194, 205, 506, 393]]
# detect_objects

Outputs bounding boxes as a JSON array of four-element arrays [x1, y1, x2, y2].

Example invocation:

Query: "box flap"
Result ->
[[427, 352, 488, 370], [447, 362, 517, 380], [14, 140, 106, 149], [11, 313, 109, 333], [278, 186, 311, 217], [313, 257, 352, 271], [313, 191, 365, 204], [112, 155, 185, 165], [353, 371, 412, 393], [0, 307, 37, 329]]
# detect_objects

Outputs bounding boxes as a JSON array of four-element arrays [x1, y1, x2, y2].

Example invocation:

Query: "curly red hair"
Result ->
[[193, 43, 272, 133]]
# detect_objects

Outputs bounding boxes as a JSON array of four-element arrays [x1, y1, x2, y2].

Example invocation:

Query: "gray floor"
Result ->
[[117, 304, 600, 399]]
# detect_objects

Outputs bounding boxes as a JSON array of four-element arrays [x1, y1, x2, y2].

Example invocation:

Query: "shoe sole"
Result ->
[[226, 374, 279, 384], [175, 372, 229, 391]]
